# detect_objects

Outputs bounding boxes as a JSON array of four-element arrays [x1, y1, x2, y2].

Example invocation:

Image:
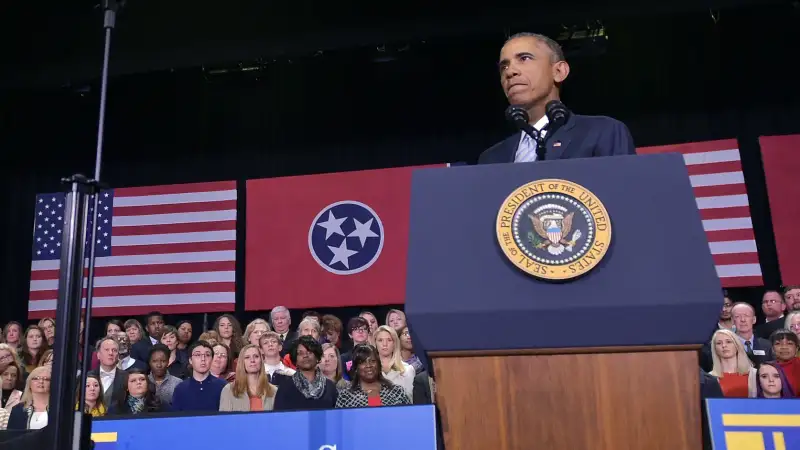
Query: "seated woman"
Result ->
[[756, 361, 795, 398], [7, 366, 50, 430], [374, 325, 415, 399], [399, 326, 425, 375], [160, 326, 188, 379], [0, 346, 23, 410], [219, 344, 278, 412], [79, 373, 107, 417], [147, 344, 182, 409], [771, 329, 800, 392], [0, 373, 11, 429], [243, 319, 271, 347], [335, 344, 410, 409], [273, 336, 337, 411], [37, 349, 53, 368], [320, 343, 348, 389], [109, 368, 163, 415], [709, 329, 756, 398], [210, 343, 236, 383]]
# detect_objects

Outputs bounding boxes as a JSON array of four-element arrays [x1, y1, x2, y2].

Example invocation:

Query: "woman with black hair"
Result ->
[[336, 344, 410, 408], [273, 335, 337, 411], [110, 368, 164, 415]]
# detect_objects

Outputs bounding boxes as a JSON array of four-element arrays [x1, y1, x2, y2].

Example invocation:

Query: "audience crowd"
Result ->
[[0, 285, 798, 433], [0, 307, 433, 429]]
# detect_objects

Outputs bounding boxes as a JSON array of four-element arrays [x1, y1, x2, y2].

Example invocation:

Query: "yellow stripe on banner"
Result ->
[[723, 414, 800, 427], [724, 431, 765, 450], [91, 432, 118, 443], [773, 432, 786, 450]]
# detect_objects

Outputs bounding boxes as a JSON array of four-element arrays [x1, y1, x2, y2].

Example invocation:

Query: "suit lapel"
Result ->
[[503, 133, 520, 163], [544, 115, 576, 160]]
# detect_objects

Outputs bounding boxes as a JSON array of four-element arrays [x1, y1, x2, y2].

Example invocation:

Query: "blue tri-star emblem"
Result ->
[[308, 201, 384, 275]]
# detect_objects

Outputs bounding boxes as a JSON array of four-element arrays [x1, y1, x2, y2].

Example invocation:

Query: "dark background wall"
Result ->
[[0, 0, 798, 341]]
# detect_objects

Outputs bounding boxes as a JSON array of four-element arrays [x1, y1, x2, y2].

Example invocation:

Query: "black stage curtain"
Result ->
[[0, 5, 797, 337]]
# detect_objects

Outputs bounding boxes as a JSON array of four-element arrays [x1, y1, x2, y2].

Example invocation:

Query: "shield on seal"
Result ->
[[546, 221, 562, 243]]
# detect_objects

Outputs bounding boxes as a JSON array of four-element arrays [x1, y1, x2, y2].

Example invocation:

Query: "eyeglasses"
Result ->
[[352, 327, 368, 333], [191, 353, 212, 360], [31, 376, 50, 382], [763, 299, 782, 305]]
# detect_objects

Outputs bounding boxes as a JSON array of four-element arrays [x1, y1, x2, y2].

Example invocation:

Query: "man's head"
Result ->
[[785, 286, 800, 311], [115, 331, 130, 357], [721, 295, 734, 320], [498, 33, 569, 115], [732, 303, 757, 336], [762, 290, 785, 320], [145, 311, 165, 339], [96, 336, 119, 370], [270, 306, 291, 334], [189, 340, 214, 376]]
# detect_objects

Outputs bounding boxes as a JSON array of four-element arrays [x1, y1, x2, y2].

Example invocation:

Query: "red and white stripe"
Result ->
[[638, 139, 762, 287], [28, 181, 237, 318]]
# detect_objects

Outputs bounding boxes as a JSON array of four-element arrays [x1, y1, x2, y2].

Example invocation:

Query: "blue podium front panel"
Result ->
[[406, 154, 722, 352], [707, 398, 800, 450], [91, 405, 437, 450]]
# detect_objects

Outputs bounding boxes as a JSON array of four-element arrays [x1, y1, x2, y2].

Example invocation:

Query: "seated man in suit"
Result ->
[[479, 32, 635, 164], [89, 336, 128, 407], [732, 302, 774, 366], [115, 331, 147, 372], [131, 311, 165, 362]]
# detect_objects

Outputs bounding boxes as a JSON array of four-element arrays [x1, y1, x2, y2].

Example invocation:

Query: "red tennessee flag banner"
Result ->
[[245, 165, 446, 311], [760, 134, 800, 285], [637, 139, 763, 287]]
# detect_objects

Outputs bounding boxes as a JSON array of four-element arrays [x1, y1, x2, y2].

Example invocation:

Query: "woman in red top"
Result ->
[[709, 329, 756, 398], [334, 344, 410, 409], [771, 329, 800, 394]]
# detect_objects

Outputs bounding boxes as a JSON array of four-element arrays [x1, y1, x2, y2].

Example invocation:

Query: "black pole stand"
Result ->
[[47, 1, 120, 450]]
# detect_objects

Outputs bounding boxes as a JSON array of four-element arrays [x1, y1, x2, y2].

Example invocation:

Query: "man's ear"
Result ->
[[553, 60, 570, 84]]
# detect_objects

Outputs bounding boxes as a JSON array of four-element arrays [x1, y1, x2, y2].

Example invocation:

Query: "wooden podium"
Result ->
[[404, 155, 721, 450]]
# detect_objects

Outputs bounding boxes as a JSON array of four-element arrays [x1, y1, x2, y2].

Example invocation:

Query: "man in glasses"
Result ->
[[756, 290, 787, 339], [171, 340, 226, 412]]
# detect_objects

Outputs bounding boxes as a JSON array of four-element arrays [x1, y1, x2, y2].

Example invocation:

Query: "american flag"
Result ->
[[28, 181, 237, 319], [638, 139, 763, 287]]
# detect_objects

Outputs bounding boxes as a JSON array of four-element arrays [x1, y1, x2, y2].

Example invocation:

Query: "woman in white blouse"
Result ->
[[7, 366, 50, 430], [374, 325, 415, 399]]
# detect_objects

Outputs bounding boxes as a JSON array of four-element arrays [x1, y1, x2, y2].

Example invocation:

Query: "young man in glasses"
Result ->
[[171, 340, 226, 412]]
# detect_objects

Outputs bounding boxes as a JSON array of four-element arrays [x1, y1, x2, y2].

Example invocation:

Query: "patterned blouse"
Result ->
[[335, 383, 410, 409]]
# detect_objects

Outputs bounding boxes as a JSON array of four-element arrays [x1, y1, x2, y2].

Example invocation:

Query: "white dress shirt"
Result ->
[[514, 114, 550, 163], [119, 356, 137, 371], [383, 361, 416, 400], [99, 366, 116, 393]]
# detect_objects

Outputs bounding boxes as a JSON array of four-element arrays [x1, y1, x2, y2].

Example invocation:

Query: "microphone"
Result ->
[[545, 100, 569, 130], [505, 105, 539, 142]]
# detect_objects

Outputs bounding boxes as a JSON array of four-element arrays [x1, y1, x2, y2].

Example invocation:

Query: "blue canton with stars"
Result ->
[[32, 190, 115, 260], [308, 201, 384, 275]]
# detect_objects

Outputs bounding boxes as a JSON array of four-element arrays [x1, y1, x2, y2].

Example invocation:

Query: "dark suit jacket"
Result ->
[[756, 317, 786, 340], [700, 369, 724, 450], [412, 371, 433, 405], [478, 114, 636, 164], [746, 337, 775, 367], [130, 338, 154, 363], [89, 368, 129, 408]]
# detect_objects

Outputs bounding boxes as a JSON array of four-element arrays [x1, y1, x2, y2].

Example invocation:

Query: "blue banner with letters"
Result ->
[[707, 399, 800, 449], [90, 405, 437, 450]]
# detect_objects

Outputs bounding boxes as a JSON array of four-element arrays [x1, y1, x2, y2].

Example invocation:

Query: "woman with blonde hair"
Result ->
[[219, 344, 277, 412], [373, 325, 415, 398], [320, 343, 348, 389], [7, 366, 50, 430], [243, 319, 271, 347], [37, 349, 54, 368], [709, 329, 757, 398], [385, 309, 407, 332], [37, 318, 56, 347]]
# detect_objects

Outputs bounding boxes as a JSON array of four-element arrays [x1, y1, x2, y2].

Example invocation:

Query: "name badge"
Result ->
[[753, 350, 766, 356]]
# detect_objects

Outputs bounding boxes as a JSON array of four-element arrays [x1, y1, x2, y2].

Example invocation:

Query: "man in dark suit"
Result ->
[[732, 302, 774, 366], [89, 336, 128, 408], [755, 290, 787, 339], [478, 32, 635, 164], [130, 311, 165, 362]]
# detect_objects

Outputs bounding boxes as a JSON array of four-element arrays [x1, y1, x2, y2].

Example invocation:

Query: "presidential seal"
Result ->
[[496, 179, 612, 280]]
